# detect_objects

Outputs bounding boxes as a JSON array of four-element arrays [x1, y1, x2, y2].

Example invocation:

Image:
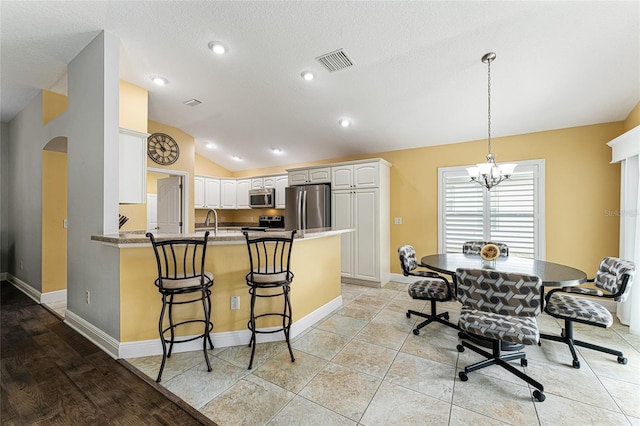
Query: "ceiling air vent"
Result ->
[[315, 49, 354, 72], [183, 98, 202, 107]]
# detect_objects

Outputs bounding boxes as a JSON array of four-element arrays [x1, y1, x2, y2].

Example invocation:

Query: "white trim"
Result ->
[[608, 125, 640, 164], [389, 273, 421, 284], [119, 295, 343, 359], [6, 274, 40, 303], [41, 289, 67, 305], [147, 167, 190, 233], [64, 309, 120, 359]]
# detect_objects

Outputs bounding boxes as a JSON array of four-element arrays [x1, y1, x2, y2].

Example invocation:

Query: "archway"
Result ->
[[41, 136, 68, 316]]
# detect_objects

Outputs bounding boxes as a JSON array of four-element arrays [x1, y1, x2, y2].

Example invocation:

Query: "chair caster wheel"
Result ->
[[533, 390, 545, 402], [459, 371, 468, 381], [406, 312, 411, 318], [444, 313, 450, 320], [458, 331, 465, 338], [413, 329, 420, 336], [521, 358, 528, 367], [617, 356, 627, 365], [572, 359, 581, 369], [456, 344, 464, 352]]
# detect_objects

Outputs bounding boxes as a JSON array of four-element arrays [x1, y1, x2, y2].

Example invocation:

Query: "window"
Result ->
[[438, 160, 545, 258]]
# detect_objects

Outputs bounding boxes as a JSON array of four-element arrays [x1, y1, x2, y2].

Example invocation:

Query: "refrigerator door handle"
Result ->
[[301, 190, 307, 229]]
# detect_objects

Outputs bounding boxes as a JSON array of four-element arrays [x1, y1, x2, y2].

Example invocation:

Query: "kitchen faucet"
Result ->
[[204, 209, 218, 236]]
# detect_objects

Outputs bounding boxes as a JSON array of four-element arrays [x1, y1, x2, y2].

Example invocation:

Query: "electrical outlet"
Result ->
[[85, 290, 90, 304], [19, 260, 23, 270], [394, 217, 402, 225], [63, 219, 68, 228], [250, 216, 254, 222], [230, 296, 240, 310]]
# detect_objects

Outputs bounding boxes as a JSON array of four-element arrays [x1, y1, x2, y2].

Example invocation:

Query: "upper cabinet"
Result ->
[[195, 176, 220, 209], [194, 176, 205, 208], [331, 162, 379, 190], [220, 179, 237, 209], [119, 128, 148, 204], [275, 175, 288, 208], [288, 167, 331, 186], [236, 179, 251, 209], [251, 176, 277, 189]]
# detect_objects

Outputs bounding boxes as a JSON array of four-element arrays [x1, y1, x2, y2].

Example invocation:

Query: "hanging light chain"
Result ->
[[487, 56, 492, 156]]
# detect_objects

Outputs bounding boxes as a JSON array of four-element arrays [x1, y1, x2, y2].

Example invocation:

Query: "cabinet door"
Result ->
[[275, 175, 288, 209], [353, 189, 379, 281], [119, 129, 147, 204], [204, 178, 220, 208], [262, 176, 276, 188], [236, 179, 251, 209], [353, 162, 379, 188], [194, 176, 205, 208], [331, 165, 353, 190], [251, 178, 263, 189], [220, 179, 237, 209], [308, 167, 331, 183], [332, 190, 354, 277], [288, 170, 308, 186]]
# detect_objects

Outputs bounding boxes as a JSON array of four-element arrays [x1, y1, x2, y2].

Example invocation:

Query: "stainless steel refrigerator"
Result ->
[[285, 184, 331, 230]]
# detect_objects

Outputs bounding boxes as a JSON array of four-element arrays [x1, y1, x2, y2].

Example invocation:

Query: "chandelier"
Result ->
[[466, 52, 516, 190]]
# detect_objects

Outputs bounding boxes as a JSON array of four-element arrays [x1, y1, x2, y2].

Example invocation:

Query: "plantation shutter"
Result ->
[[439, 160, 544, 259]]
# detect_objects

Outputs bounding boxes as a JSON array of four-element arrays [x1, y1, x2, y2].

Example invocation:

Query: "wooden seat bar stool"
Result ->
[[146, 231, 214, 382], [243, 230, 296, 370]]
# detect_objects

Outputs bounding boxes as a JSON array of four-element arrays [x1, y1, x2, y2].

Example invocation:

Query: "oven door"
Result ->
[[249, 188, 275, 208]]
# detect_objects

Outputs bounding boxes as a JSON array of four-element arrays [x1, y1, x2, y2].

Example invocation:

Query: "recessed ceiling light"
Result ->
[[301, 71, 315, 81], [232, 155, 242, 161], [151, 76, 168, 86], [272, 148, 283, 155], [208, 41, 227, 55], [339, 118, 352, 128], [206, 142, 216, 150]]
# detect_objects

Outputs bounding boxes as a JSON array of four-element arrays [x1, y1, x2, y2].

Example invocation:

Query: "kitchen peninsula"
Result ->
[[91, 228, 348, 358]]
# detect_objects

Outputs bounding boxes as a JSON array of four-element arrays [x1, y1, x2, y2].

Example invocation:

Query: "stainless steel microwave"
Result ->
[[249, 188, 275, 208]]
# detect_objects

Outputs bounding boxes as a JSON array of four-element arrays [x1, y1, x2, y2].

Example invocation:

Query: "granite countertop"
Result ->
[[91, 227, 352, 246]]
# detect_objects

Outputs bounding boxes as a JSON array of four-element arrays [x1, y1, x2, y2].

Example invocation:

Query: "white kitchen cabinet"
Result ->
[[204, 177, 220, 208], [220, 179, 237, 209], [331, 162, 379, 190], [236, 178, 251, 209], [119, 128, 148, 204], [288, 167, 331, 186], [251, 176, 276, 189], [331, 159, 391, 287], [194, 176, 205, 208], [275, 175, 288, 209]]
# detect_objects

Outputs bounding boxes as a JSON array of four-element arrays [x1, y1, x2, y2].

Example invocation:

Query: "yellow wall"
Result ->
[[42, 90, 68, 125], [624, 100, 640, 131], [42, 150, 68, 293], [195, 153, 232, 177], [119, 81, 148, 133]]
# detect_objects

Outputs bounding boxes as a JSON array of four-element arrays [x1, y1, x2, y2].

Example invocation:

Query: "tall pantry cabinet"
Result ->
[[331, 159, 391, 287]]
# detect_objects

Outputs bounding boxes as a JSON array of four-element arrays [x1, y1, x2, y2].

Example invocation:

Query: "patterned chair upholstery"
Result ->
[[462, 241, 509, 257], [455, 268, 545, 402], [398, 245, 458, 335], [543, 257, 636, 368]]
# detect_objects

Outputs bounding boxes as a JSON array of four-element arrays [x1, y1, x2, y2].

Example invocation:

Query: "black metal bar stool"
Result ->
[[147, 231, 214, 382], [243, 230, 296, 370]]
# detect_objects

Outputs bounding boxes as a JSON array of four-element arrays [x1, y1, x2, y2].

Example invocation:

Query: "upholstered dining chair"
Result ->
[[456, 268, 545, 402], [398, 245, 458, 335], [543, 256, 636, 368], [462, 241, 509, 257]]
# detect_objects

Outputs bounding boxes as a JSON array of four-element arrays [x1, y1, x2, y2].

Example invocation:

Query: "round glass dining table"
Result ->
[[420, 253, 588, 287]]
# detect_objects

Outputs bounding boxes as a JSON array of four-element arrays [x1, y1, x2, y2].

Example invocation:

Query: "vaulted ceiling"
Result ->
[[2, 1, 638, 171]]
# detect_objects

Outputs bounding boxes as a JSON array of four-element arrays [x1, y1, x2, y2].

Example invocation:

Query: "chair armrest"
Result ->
[[562, 287, 603, 296]]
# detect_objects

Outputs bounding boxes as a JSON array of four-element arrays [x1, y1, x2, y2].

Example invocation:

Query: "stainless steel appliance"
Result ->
[[242, 215, 284, 231], [249, 188, 275, 208], [285, 184, 331, 230]]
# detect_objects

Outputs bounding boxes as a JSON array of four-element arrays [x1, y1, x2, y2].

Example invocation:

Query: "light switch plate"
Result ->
[[394, 217, 402, 225]]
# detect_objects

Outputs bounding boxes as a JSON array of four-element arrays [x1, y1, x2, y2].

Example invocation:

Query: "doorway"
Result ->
[[146, 168, 190, 234]]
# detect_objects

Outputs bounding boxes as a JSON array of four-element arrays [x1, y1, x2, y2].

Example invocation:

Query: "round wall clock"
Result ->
[[147, 133, 180, 165]]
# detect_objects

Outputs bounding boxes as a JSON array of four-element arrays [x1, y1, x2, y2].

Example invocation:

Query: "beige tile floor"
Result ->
[[125, 282, 640, 426]]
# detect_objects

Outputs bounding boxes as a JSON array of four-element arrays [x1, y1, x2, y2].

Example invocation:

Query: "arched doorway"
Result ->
[[41, 136, 68, 316]]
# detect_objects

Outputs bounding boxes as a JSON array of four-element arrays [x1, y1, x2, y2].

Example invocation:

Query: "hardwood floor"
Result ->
[[0, 282, 215, 425]]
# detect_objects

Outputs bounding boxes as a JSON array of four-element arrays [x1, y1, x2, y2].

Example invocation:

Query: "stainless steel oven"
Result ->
[[249, 188, 275, 208]]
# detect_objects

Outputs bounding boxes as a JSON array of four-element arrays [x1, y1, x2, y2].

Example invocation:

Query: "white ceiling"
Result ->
[[2, 1, 638, 171]]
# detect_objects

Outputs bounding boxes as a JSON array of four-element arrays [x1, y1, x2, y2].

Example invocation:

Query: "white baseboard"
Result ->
[[64, 309, 120, 360], [119, 295, 343, 359], [389, 273, 419, 284], [41, 289, 67, 308], [6, 273, 41, 303]]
